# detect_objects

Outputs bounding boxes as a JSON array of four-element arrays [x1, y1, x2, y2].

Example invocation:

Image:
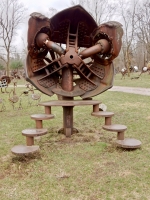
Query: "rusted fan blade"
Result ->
[[81, 63, 114, 99], [52, 85, 86, 97]]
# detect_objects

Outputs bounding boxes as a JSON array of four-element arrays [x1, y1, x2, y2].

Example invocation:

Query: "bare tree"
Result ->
[[71, 0, 117, 25], [49, 7, 57, 17], [0, 0, 26, 76], [118, 0, 140, 76], [135, 0, 150, 63]]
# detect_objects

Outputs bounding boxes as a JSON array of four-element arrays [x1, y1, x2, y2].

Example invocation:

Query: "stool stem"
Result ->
[[26, 136, 34, 146], [117, 131, 124, 140], [36, 120, 43, 129], [105, 117, 112, 125]]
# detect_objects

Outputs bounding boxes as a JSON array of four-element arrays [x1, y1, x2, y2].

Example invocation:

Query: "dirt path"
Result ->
[[8, 85, 150, 96], [109, 86, 150, 96]]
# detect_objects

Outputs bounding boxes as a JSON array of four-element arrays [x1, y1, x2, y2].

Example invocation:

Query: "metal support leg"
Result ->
[[35, 120, 43, 129], [105, 117, 112, 125], [63, 106, 73, 137], [45, 106, 51, 114], [26, 136, 34, 146], [117, 131, 125, 140], [93, 104, 99, 112]]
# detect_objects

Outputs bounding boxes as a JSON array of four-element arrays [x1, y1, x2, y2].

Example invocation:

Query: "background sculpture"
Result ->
[[26, 5, 123, 100]]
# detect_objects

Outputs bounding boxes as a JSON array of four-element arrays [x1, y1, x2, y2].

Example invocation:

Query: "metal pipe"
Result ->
[[35, 33, 65, 56], [44, 40, 65, 56], [79, 39, 110, 59]]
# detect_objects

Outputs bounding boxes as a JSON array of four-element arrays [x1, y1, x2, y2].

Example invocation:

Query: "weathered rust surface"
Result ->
[[39, 100, 100, 136], [26, 5, 123, 99], [39, 100, 100, 107]]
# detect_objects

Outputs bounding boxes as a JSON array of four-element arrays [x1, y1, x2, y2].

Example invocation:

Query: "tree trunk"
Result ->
[[6, 52, 10, 76]]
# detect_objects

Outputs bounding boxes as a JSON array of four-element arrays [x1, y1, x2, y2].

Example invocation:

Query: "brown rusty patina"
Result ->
[[26, 5, 123, 99]]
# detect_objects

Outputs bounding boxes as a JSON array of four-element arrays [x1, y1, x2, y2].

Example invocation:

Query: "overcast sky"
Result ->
[[15, 0, 72, 53], [21, 0, 71, 15]]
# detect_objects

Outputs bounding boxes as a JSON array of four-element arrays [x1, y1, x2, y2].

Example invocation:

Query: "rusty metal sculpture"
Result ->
[[24, 5, 124, 138], [139, 64, 150, 77], [11, 6, 142, 155], [10, 6, 143, 156], [26, 5, 123, 100], [0, 75, 12, 93]]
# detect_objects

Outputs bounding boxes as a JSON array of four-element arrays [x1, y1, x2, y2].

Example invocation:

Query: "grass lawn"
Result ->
[[0, 73, 150, 200], [114, 72, 150, 88]]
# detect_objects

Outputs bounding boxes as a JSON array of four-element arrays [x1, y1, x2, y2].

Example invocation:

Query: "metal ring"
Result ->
[[96, 40, 104, 54]]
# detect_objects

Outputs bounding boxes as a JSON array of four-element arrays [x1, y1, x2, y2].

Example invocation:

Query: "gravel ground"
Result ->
[[9, 85, 150, 96], [109, 86, 150, 96]]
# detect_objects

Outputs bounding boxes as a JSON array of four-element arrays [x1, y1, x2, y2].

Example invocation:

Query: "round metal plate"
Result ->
[[116, 138, 141, 149]]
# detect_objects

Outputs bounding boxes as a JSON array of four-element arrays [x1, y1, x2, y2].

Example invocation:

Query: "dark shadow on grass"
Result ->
[[104, 142, 142, 153], [116, 146, 142, 152], [11, 152, 42, 163]]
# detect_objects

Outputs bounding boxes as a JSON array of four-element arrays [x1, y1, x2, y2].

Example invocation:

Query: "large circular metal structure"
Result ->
[[26, 5, 123, 99]]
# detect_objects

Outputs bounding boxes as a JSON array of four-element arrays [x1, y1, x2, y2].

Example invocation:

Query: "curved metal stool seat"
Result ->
[[22, 128, 48, 146], [116, 138, 141, 149], [11, 145, 39, 155], [91, 111, 114, 125], [102, 124, 127, 140], [103, 124, 141, 149], [31, 114, 54, 129]]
